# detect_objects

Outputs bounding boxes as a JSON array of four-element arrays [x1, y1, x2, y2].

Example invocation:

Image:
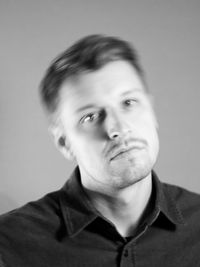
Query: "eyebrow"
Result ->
[[121, 89, 142, 96], [75, 104, 97, 113]]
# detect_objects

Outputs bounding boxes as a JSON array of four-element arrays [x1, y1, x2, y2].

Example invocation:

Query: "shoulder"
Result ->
[[0, 189, 60, 220], [0, 189, 63, 247], [163, 182, 200, 223], [0, 187, 74, 265], [163, 181, 200, 205]]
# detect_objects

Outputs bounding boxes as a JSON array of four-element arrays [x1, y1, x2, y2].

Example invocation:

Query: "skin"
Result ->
[[51, 60, 159, 236]]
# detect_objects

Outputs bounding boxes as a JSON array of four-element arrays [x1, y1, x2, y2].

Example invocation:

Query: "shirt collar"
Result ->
[[59, 168, 185, 237], [59, 167, 98, 237], [150, 171, 185, 226]]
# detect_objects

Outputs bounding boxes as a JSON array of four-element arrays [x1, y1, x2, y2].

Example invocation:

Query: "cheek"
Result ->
[[69, 131, 103, 161], [132, 111, 159, 148], [130, 109, 157, 133], [77, 124, 105, 140], [143, 116, 159, 156]]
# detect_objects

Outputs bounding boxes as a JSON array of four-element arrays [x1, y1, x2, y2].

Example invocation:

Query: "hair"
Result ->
[[40, 34, 146, 114]]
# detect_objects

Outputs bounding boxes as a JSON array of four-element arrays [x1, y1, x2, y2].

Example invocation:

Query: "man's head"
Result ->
[[40, 34, 146, 114], [40, 34, 159, 194]]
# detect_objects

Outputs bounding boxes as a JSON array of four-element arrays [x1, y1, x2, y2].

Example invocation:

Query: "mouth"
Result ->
[[110, 145, 145, 161]]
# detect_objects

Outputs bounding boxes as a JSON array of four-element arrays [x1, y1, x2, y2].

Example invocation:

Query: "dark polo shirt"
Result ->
[[0, 168, 200, 267]]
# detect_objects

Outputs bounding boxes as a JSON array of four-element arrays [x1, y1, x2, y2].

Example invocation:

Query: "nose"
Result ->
[[104, 109, 130, 140]]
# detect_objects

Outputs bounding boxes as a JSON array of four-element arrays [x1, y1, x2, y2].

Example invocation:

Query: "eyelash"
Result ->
[[123, 98, 138, 107], [80, 111, 103, 124]]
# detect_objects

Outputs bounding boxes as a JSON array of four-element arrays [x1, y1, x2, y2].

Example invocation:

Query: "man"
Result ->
[[0, 35, 200, 266]]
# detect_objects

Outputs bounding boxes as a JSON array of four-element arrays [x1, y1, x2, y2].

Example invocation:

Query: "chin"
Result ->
[[108, 158, 154, 187]]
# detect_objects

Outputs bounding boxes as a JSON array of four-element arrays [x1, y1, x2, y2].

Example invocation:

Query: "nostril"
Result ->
[[110, 131, 120, 139]]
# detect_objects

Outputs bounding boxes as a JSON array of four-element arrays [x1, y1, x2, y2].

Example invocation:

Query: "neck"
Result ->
[[82, 173, 153, 237]]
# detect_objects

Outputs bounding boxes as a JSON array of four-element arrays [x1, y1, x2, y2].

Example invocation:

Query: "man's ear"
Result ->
[[48, 125, 75, 161]]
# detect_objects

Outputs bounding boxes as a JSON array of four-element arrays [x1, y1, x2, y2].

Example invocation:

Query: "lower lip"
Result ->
[[111, 147, 144, 161]]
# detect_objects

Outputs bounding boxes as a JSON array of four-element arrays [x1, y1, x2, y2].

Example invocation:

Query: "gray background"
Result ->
[[1, 0, 200, 214]]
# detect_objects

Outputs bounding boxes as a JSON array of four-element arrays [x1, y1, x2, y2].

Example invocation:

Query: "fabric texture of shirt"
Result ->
[[0, 167, 200, 267]]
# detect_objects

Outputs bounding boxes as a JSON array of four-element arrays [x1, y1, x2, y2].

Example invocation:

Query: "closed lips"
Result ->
[[110, 143, 145, 161]]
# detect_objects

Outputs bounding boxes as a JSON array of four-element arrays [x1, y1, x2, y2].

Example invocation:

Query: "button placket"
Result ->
[[120, 244, 135, 267], [124, 249, 129, 257]]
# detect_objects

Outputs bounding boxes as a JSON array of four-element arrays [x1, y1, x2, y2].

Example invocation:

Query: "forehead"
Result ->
[[58, 60, 145, 112]]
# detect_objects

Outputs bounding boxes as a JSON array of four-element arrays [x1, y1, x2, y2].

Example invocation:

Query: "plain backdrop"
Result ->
[[1, 0, 200, 214]]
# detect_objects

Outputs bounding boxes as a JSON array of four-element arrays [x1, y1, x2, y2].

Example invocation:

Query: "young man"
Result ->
[[0, 35, 200, 266]]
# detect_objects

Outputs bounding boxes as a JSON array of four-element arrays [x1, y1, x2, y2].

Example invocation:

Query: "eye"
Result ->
[[80, 111, 103, 124], [123, 99, 138, 107]]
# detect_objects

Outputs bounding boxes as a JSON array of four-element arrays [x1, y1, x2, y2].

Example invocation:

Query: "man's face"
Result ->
[[56, 60, 159, 192]]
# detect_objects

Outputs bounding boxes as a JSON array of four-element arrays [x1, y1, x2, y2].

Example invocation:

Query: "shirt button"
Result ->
[[124, 250, 129, 257]]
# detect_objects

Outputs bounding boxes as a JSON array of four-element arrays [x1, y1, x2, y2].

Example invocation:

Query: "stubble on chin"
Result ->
[[107, 156, 154, 189]]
